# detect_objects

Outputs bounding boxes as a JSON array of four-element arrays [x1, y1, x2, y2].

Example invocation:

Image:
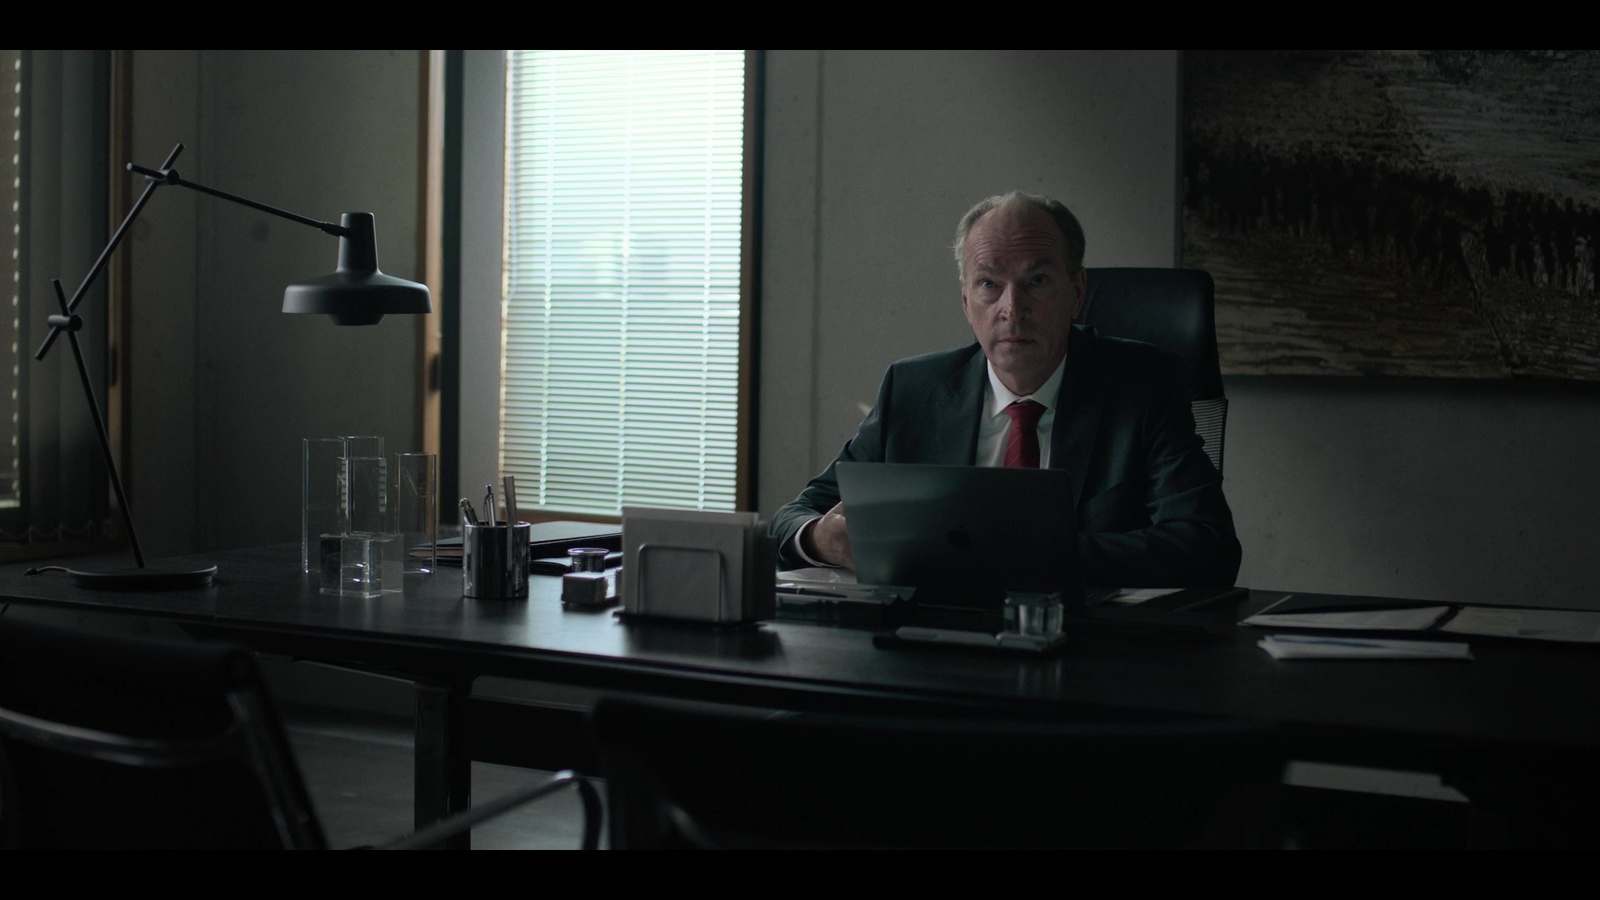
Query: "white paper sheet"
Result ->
[[1439, 607, 1600, 643]]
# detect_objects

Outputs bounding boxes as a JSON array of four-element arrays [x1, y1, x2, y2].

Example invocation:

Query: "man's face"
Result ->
[[960, 203, 1085, 396]]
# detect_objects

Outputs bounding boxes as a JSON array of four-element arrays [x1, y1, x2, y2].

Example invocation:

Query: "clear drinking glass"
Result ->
[[344, 455, 388, 535], [396, 451, 438, 574], [341, 435, 384, 459], [302, 438, 346, 573]]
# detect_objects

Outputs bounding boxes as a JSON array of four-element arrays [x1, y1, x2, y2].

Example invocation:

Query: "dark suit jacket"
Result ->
[[770, 326, 1242, 587]]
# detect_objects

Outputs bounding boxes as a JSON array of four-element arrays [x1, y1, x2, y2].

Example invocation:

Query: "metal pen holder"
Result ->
[[462, 521, 531, 599]]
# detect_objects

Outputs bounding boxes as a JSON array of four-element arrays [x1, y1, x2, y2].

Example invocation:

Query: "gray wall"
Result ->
[[757, 50, 1600, 608], [125, 50, 425, 556], [1226, 377, 1600, 604]]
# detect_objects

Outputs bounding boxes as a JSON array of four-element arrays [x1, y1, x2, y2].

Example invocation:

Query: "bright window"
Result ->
[[500, 50, 746, 517]]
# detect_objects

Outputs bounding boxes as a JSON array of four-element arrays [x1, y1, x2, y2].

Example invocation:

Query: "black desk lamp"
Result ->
[[34, 143, 431, 590]]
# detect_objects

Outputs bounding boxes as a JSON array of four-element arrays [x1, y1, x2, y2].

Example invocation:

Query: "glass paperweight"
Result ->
[[320, 531, 403, 598], [1004, 590, 1064, 637]]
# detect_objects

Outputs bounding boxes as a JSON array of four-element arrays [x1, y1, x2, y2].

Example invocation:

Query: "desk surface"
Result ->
[[4, 545, 1598, 776]]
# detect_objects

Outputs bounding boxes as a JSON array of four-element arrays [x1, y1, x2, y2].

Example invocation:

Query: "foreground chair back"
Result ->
[[590, 697, 1286, 849], [0, 617, 597, 849], [1079, 267, 1228, 473]]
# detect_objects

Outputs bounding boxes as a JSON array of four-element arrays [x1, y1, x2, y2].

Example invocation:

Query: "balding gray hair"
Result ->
[[952, 191, 1086, 280]]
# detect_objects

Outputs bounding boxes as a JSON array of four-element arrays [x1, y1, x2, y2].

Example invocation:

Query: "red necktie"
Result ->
[[1003, 400, 1045, 468]]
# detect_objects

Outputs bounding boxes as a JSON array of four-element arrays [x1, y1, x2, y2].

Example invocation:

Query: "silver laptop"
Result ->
[[835, 462, 1083, 608]]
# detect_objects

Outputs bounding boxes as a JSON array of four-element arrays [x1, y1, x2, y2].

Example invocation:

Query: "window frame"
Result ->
[[441, 50, 762, 523]]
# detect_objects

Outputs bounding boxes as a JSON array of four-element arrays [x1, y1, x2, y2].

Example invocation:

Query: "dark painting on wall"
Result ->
[[1182, 50, 1600, 379]]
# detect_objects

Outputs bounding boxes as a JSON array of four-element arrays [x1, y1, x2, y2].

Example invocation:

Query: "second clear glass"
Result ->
[[396, 451, 438, 574]]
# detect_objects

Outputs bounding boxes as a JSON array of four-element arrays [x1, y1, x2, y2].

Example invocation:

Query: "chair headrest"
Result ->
[[1079, 267, 1222, 399]]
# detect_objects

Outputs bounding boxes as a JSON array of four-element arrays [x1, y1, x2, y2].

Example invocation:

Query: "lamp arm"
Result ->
[[35, 141, 352, 362], [32, 142, 184, 361], [127, 162, 349, 239]]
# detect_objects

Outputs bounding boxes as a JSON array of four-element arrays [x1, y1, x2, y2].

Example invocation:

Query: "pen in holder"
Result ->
[[462, 519, 531, 599]]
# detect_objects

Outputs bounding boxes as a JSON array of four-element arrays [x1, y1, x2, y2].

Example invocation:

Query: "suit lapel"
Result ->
[[935, 349, 986, 465], [1051, 327, 1102, 510]]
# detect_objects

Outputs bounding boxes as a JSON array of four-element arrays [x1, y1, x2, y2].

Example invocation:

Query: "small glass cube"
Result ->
[[320, 531, 403, 598]]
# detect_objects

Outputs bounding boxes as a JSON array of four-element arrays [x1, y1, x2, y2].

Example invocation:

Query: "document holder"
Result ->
[[620, 507, 776, 626]]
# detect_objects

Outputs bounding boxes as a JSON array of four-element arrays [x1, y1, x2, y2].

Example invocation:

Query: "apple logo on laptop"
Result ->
[[946, 525, 972, 551]]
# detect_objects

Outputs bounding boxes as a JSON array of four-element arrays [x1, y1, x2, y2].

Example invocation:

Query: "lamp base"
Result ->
[[66, 558, 218, 591]]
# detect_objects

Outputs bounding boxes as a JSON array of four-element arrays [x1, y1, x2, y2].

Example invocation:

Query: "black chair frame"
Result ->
[[0, 616, 600, 850], [591, 696, 1287, 850]]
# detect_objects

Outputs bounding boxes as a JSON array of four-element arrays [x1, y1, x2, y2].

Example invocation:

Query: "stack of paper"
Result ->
[[1243, 604, 1452, 631], [1258, 635, 1473, 660], [776, 566, 861, 586], [1242, 594, 1600, 645], [775, 567, 907, 602]]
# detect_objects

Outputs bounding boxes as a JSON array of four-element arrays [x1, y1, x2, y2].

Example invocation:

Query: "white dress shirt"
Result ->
[[973, 356, 1066, 469]]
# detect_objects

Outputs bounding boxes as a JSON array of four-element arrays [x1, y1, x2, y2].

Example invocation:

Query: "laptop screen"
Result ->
[[835, 462, 1083, 608]]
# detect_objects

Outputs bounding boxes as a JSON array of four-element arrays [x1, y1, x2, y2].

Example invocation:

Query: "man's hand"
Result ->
[[804, 502, 854, 569]]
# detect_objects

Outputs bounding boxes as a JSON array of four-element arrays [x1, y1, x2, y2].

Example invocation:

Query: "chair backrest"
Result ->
[[0, 617, 326, 849], [590, 697, 1287, 849], [1078, 267, 1227, 473]]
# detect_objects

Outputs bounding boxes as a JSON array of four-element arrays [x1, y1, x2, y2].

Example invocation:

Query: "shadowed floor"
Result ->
[[282, 706, 603, 850]]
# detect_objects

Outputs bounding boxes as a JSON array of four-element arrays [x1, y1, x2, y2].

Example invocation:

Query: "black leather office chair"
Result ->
[[1079, 267, 1227, 474], [0, 617, 601, 850], [590, 697, 1287, 849]]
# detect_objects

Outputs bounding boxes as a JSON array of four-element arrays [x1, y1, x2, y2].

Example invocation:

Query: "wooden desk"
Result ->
[[4, 544, 1598, 847]]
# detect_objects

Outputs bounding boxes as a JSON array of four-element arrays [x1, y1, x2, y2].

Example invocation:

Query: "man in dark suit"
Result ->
[[770, 191, 1241, 587]]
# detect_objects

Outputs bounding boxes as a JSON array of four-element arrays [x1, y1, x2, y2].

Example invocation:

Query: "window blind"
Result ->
[[2, 50, 22, 510], [502, 50, 744, 517]]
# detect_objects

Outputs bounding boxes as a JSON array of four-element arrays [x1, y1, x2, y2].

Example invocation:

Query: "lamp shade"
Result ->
[[282, 212, 432, 325]]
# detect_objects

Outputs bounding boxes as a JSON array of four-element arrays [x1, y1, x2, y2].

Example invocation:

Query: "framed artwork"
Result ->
[[1182, 50, 1600, 379]]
